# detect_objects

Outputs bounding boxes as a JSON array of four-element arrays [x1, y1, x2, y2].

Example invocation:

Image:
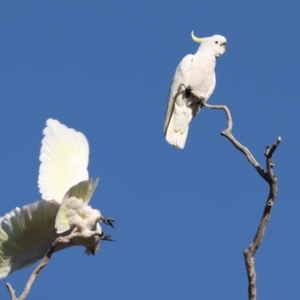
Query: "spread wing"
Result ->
[[38, 118, 89, 203], [0, 200, 63, 278]]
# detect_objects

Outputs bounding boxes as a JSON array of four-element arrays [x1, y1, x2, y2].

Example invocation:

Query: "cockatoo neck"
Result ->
[[194, 50, 216, 66], [196, 47, 217, 62]]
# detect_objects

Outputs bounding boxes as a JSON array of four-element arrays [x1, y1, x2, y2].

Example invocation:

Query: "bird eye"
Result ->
[[215, 41, 218, 44]]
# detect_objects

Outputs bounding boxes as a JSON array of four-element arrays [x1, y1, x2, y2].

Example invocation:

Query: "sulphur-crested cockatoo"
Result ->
[[0, 118, 114, 279], [164, 31, 227, 149]]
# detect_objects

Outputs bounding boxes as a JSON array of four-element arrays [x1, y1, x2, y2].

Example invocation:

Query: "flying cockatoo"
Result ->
[[0, 118, 114, 279], [164, 31, 227, 149]]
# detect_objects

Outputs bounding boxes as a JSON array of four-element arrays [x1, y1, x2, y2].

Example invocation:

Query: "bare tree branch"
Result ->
[[204, 103, 281, 300], [203, 103, 267, 179], [5, 229, 102, 300]]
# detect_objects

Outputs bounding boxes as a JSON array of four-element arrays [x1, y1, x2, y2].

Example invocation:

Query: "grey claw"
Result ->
[[101, 217, 115, 229], [100, 233, 115, 242]]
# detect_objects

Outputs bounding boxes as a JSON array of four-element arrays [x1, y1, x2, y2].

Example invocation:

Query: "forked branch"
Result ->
[[204, 103, 281, 300], [6, 229, 103, 300]]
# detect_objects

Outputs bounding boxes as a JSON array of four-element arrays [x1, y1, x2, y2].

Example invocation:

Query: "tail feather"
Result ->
[[165, 113, 189, 149]]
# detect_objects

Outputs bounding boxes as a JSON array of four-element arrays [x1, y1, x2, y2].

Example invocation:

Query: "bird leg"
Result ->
[[187, 93, 205, 113], [187, 94, 204, 104], [100, 232, 115, 242], [100, 216, 115, 228], [174, 83, 203, 103], [174, 84, 204, 117], [185, 85, 193, 98], [173, 83, 191, 101]]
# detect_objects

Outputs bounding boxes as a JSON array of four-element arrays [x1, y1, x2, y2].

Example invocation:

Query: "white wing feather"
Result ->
[[164, 54, 194, 148], [38, 118, 89, 203], [0, 200, 73, 278], [164, 54, 193, 133]]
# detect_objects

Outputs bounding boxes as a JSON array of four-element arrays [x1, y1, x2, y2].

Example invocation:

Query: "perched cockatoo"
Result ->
[[164, 31, 227, 149], [0, 119, 114, 279]]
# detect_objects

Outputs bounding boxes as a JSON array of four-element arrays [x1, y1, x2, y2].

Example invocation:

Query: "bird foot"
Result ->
[[100, 233, 115, 242], [198, 97, 205, 107], [178, 83, 206, 105], [100, 216, 115, 229], [177, 83, 193, 94], [187, 96, 205, 108]]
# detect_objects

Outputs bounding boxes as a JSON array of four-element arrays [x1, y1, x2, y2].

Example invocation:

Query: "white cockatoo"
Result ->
[[0, 118, 114, 279], [164, 31, 227, 149]]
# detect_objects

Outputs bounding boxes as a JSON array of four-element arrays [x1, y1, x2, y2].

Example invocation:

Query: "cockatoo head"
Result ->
[[191, 31, 227, 57]]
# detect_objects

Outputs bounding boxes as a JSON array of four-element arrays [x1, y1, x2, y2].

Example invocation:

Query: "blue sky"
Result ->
[[0, 1, 299, 299]]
